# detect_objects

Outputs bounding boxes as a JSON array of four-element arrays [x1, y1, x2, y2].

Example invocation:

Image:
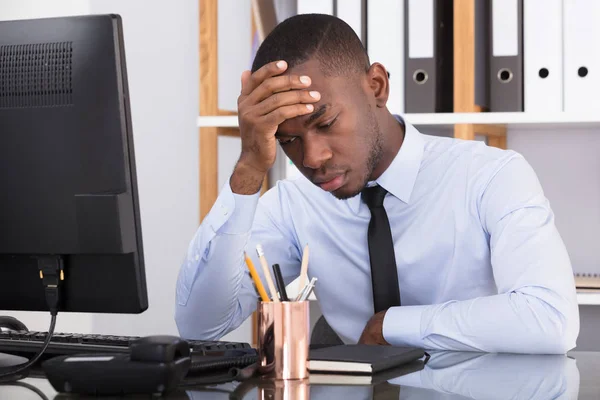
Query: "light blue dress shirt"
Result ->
[[175, 116, 580, 353]]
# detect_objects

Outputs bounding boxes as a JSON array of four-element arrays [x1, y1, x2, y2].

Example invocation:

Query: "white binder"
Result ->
[[297, 0, 333, 15], [335, 0, 366, 44], [367, 0, 404, 115], [563, 0, 600, 112], [523, 0, 563, 112]]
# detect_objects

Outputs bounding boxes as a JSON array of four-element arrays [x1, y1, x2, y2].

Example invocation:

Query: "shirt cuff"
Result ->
[[382, 305, 428, 348], [206, 179, 261, 235]]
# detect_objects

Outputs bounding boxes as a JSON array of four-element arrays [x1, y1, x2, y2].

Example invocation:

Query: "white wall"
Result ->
[[508, 128, 600, 276], [218, 0, 251, 112], [88, 0, 199, 337], [0, 0, 90, 19], [0, 0, 200, 339]]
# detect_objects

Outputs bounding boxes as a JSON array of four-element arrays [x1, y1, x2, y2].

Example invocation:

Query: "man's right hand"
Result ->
[[230, 60, 321, 195]]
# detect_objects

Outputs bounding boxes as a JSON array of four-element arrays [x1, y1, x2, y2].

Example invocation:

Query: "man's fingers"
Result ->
[[254, 89, 320, 116], [240, 70, 251, 94], [263, 103, 315, 127], [241, 60, 288, 96], [247, 75, 312, 105]]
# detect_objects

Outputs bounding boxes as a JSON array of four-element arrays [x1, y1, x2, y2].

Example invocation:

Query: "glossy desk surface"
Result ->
[[1, 350, 597, 399]]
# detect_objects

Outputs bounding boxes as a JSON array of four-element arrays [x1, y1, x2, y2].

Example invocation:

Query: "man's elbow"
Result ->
[[533, 300, 580, 354], [174, 304, 195, 340], [542, 324, 578, 354], [554, 307, 579, 353], [174, 299, 245, 341], [174, 302, 216, 340]]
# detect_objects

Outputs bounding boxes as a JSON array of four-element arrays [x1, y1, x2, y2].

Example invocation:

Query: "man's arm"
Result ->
[[176, 60, 318, 340], [380, 154, 580, 353], [175, 179, 301, 340]]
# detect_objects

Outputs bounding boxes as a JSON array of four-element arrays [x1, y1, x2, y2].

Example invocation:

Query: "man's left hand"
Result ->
[[358, 310, 390, 345]]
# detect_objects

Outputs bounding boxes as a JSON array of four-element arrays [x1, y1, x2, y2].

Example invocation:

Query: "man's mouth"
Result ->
[[314, 173, 346, 192]]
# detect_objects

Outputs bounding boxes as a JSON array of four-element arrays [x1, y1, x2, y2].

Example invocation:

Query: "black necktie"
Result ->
[[362, 185, 401, 313]]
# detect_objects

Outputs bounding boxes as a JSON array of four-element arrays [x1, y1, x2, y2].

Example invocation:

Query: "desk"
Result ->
[[0, 350, 597, 399]]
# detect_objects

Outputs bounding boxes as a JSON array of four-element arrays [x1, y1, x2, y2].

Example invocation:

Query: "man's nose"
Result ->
[[302, 136, 332, 170]]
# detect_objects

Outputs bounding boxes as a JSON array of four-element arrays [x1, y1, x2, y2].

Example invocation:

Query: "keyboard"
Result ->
[[0, 330, 255, 358]]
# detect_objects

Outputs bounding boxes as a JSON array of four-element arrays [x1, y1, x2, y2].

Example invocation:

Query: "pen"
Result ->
[[298, 244, 309, 290], [256, 244, 280, 303], [244, 252, 270, 302], [272, 264, 289, 301], [296, 277, 317, 302]]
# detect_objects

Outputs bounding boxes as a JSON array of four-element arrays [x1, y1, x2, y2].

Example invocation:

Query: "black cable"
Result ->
[[0, 380, 50, 400], [0, 314, 57, 381], [0, 256, 62, 382]]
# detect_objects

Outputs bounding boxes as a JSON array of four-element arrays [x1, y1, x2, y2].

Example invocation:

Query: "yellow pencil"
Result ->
[[256, 244, 280, 303], [244, 251, 270, 302]]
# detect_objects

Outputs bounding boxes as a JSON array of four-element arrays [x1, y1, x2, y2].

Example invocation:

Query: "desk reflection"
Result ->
[[185, 351, 580, 400]]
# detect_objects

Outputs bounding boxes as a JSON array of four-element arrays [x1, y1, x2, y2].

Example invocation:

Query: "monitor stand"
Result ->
[[0, 352, 27, 368]]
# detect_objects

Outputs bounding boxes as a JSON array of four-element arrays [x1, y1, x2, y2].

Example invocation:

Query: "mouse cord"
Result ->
[[0, 314, 57, 382], [0, 257, 62, 382]]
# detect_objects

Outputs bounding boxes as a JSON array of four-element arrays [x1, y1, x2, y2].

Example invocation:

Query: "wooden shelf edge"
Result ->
[[218, 127, 240, 137]]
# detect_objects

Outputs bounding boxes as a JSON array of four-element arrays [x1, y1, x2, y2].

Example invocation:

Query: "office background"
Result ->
[[2, 0, 600, 350]]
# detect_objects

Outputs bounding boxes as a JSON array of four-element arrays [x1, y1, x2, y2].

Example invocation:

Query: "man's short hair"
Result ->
[[251, 13, 370, 76]]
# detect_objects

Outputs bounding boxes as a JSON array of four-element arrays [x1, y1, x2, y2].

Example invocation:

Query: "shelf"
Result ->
[[198, 116, 239, 128], [577, 292, 600, 305], [198, 113, 600, 130]]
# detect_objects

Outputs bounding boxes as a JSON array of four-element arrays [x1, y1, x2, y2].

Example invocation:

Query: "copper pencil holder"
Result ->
[[256, 378, 310, 400], [257, 300, 310, 380]]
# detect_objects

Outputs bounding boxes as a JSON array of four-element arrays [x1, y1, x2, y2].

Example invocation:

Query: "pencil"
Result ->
[[298, 243, 309, 291], [244, 251, 270, 302], [256, 244, 280, 303]]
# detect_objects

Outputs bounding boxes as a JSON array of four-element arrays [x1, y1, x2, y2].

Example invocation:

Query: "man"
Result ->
[[176, 14, 579, 353]]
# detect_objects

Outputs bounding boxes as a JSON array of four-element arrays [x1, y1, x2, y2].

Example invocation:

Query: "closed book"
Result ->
[[309, 360, 425, 385], [308, 344, 425, 374]]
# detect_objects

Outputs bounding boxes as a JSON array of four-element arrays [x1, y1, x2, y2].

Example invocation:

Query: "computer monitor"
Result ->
[[0, 14, 148, 314]]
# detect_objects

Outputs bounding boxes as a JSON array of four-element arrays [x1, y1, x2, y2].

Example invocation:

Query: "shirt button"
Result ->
[[222, 205, 229, 216]]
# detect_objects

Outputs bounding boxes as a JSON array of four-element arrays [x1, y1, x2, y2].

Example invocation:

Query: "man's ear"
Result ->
[[366, 62, 389, 108]]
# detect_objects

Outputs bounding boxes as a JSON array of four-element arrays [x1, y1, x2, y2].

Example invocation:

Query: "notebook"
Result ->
[[309, 359, 425, 385], [308, 344, 425, 374], [574, 274, 600, 290]]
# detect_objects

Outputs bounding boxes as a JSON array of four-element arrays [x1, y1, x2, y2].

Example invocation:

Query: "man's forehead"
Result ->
[[277, 102, 331, 134], [284, 58, 322, 75], [284, 59, 360, 100], [285, 60, 330, 88]]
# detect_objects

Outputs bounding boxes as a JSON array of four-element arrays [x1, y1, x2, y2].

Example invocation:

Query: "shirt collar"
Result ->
[[348, 115, 425, 213]]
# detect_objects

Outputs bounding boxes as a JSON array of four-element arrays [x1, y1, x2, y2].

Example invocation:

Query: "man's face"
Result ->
[[275, 60, 384, 200]]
